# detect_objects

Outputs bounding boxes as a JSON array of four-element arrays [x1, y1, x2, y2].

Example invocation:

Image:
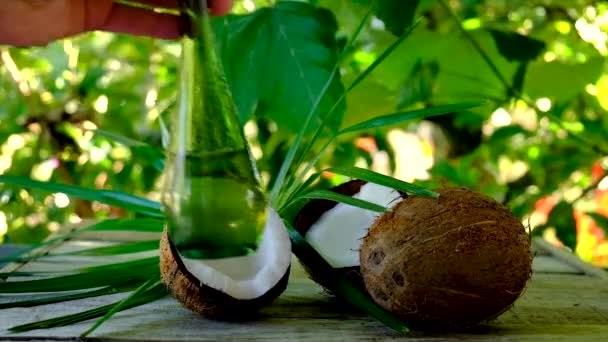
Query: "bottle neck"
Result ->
[[173, 1, 246, 156]]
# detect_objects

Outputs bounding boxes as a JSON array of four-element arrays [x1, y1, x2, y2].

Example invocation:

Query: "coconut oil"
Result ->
[[161, 0, 266, 259], [163, 149, 267, 259]]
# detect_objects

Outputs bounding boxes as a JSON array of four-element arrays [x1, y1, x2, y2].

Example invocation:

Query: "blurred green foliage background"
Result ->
[[0, 0, 607, 266]]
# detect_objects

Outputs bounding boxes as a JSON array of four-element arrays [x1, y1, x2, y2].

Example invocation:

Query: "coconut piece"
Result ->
[[293, 180, 402, 290], [160, 208, 291, 319], [299, 181, 402, 268], [360, 188, 532, 326]]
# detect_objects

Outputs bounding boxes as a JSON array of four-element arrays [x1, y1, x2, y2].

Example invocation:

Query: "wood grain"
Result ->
[[0, 231, 607, 341]]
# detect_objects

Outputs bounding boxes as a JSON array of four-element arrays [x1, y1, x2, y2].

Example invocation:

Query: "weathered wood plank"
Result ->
[[532, 256, 582, 274], [1, 232, 607, 341], [2, 260, 607, 339], [533, 238, 608, 279]]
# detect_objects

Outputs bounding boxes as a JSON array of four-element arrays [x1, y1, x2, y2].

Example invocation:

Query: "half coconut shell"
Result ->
[[160, 209, 291, 320]]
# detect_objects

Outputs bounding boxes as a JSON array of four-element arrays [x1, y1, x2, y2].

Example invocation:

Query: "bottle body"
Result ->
[[163, 149, 267, 259], [161, 2, 267, 259]]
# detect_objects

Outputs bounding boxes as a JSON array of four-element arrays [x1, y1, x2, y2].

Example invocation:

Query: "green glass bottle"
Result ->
[[161, 0, 267, 259]]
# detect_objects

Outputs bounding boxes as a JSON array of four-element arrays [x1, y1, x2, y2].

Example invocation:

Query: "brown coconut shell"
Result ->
[[159, 229, 290, 320], [360, 188, 532, 326]]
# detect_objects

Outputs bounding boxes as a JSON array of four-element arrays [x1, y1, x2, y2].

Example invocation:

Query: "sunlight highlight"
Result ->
[[53, 193, 70, 209], [0, 212, 7, 237], [490, 107, 512, 127], [94, 95, 109, 114], [536, 98, 552, 112]]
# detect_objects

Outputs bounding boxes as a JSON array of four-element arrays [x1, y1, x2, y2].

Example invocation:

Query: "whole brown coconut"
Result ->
[[159, 229, 290, 320], [360, 188, 532, 326]]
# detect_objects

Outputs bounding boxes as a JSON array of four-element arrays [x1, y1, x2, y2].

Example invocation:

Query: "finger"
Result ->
[[137, 0, 177, 8], [100, 4, 180, 39], [209, 0, 232, 15], [137, 0, 233, 15]]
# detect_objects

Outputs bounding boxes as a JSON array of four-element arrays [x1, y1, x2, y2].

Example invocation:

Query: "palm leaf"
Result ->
[[282, 19, 422, 208], [0, 283, 135, 309], [293, 189, 386, 213], [0, 257, 158, 293], [8, 282, 168, 333], [0, 219, 162, 264], [0, 176, 162, 217], [94, 129, 165, 171], [270, 7, 374, 205], [338, 101, 485, 134], [93, 129, 150, 147], [346, 19, 421, 94], [61, 240, 160, 256], [326, 166, 437, 198], [86, 218, 164, 233], [280, 29, 470, 208], [81, 276, 162, 337]]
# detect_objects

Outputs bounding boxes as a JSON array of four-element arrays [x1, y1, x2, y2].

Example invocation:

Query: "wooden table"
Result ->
[[1, 228, 607, 341]]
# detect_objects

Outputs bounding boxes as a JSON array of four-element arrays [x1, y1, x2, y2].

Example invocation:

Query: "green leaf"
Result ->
[[397, 59, 440, 108], [375, 0, 421, 36], [130, 146, 166, 172], [371, 28, 518, 101], [546, 201, 577, 250], [0, 176, 163, 218], [488, 124, 528, 142], [489, 29, 546, 62], [0, 219, 163, 264], [270, 7, 372, 204], [94, 129, 166, 172], [214, 1, 345, 133], [94, 129, 148, 147], [280, 18, 423, 205], [0, 284, 134, 309], [81, 276, 161, 337], [524, 57, 604, 101], [293, 171, 323, 198], [345, 19, 421, 95], [279, 171, 323, 217], [325, 166, 438, 198], [284, 220, 408, 333], [76, 257, 158, 273], [587, 212, 608, 235], [270, 68, 340, 204], [295, 189, 386, 213], [511, 62, 527, 95], [8, 282, 167, 333], [87, 218, 165, 233], [339, 100, 484, 134], [0, 240, 159, 262], [77, 66, 105, 97], [0, 257, 158, 293], [98, 192, 162, 217], [61, 240, 160, 256]]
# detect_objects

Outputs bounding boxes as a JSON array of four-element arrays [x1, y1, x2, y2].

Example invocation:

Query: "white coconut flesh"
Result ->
[[178, 208, 291, 300], [304, 182, 403, 268]]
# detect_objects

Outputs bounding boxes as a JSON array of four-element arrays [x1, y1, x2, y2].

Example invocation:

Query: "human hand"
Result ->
[[0, 0, 232, 46]]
